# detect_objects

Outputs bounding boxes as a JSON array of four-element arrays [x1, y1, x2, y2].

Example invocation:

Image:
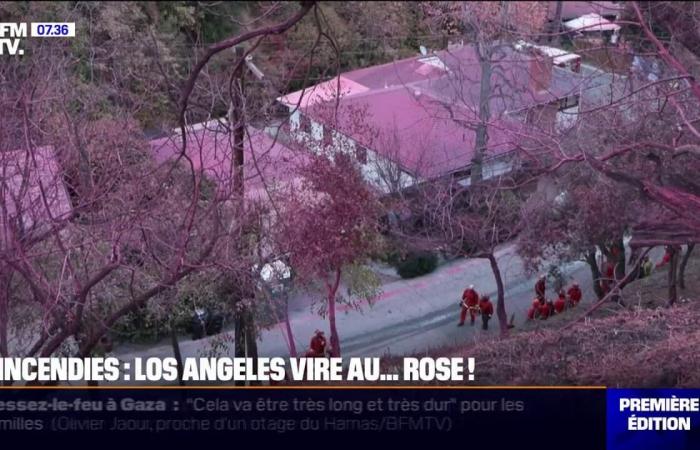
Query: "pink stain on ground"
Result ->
[[275, 265, 468, 333], [446, 264, 466, 275]]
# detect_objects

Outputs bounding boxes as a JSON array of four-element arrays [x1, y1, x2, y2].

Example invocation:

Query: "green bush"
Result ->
[[382, 248, 403, 267], [396, 251, 438, 279], [112, 272, 230, 343]]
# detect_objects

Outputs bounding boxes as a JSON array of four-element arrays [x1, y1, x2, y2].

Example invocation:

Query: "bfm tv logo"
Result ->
[[0, 23, 26, 55]]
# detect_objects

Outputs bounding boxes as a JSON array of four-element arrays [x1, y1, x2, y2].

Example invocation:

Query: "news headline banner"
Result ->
[[607, 389, 700, 450], [0, 388, 604, 449], [0, 357, 474, 383]]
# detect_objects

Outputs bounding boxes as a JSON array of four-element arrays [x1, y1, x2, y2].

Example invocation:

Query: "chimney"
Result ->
[[528, 48, 553, 93]]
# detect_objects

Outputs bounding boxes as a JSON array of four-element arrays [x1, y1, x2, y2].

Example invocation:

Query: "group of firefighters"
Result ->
[[526, 275, 583, 321], [456, 275, 585, 330], [303, 247, 678, 353], [303, 276, 578, 355]]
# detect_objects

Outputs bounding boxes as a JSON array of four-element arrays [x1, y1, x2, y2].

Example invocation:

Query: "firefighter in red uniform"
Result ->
[[459, 284, 480, 326], [305, 330, 327, 357], [527, 298, 541, 320], [567, 282, 582, 307], [554, 291, 566, 314], [479, 295, 494, 330], [547, 299, 556, 317], [538, 300, 551, 320], [535, 275, 546, 302], [656, 246, 673, 269], [601, 261, 615, 295]]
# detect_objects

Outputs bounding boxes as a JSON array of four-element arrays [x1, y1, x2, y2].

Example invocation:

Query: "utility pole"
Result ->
[[228, 46, 264, 386], [549, 1, 563, 45], [231, 46, 246, 198]]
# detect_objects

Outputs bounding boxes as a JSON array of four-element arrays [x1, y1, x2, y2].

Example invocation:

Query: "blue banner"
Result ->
[[0, 387, 605, 447], [607, 389, 700, 450], [6, 387, 700, 447]]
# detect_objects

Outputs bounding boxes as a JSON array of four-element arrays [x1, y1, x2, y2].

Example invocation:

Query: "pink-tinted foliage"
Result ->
[[276, 153, 382, 356]]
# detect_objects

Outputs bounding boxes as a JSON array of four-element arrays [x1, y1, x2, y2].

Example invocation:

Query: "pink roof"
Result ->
[[296, 44, 571, 178], [305, 86, 525, 179], [563, 13, 621, 32], [279, 54, 449, 109], [278, 76, 369, 108], [1, 146, 72, 247], [428, 44, 579, 112], [287, 44, 577, 115], [341, 55, 448, 89], [149, 125, 306, 199]]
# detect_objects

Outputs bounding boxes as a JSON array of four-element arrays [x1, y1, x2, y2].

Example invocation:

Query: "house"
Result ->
[[514, 40, 583, 73], [149, 121, 305, 202], [0, 146, 72, 249], [564, 12, 634, 73], [277, 42, 584, 192], [563, 13, 622, 43], [546, 1, 622, 22]]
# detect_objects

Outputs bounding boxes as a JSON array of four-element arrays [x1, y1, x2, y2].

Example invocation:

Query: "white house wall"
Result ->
[[310, 121, 323, 141], [289, 107, 301, 130], [556, 105, 580, 132], [285, 106, 417, 193], [457, 155, 516, 187], [362, 150, 417, 194]]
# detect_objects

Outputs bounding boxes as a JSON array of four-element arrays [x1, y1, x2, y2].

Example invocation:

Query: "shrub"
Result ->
[[112, 272, 230, 343], [396, 251, 438, 279]]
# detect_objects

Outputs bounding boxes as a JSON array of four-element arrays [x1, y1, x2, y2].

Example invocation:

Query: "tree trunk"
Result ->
[[564, 248, 651, 329], [679, 243, 695, 289], [234, 305, 246, 386], [471, 44, 492, 185], [230, 45, 246, 199], [69, 120, 94, 203], [668, 246, 680, 305], [0, 271, 9, 358], [610, 238, 626, 304], [327, 268, 342, 357], [585, 250, 604, 299], [549, 1, 563, 44], [244, 306, 261, 385], [228, 45, 260, 385], [284, 294, 297, 357], [628, 246, 646, 281], [613, 238, 626, 281], [487, 253, 508, 336], [170, 326, 185, 386]]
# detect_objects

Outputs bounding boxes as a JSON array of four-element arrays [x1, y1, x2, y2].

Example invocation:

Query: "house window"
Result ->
[[559, 95, 579, 111], [556, 95, 580, 131]]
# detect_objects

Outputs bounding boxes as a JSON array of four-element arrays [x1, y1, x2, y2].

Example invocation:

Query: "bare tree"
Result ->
[[0, 2, 317, 378]]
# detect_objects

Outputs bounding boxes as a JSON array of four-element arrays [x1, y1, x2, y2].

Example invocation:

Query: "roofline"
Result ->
[[276, 50, 447, 105]]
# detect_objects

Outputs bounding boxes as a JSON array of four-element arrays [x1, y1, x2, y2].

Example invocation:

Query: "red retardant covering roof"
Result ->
[[292, 44, 563, 178], [149, 124, 307, 199], [1, 146, 72, 246]]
